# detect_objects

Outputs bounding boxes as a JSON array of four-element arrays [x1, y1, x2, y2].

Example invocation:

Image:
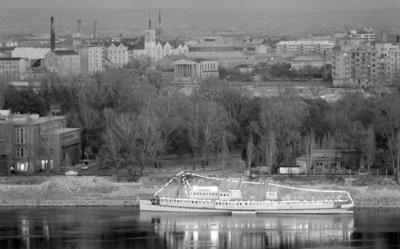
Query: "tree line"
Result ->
[[2, 61, 400, 180]]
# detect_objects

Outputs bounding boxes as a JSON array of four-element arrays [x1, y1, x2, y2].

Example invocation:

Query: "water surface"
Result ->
[[0, 208, 399, 249]]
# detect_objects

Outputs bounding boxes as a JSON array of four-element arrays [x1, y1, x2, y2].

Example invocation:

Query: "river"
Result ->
[[0, 208, 399, 249]]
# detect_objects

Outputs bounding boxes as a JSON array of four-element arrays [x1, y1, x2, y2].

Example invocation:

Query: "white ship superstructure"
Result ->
[[140, 171, 354, 214]]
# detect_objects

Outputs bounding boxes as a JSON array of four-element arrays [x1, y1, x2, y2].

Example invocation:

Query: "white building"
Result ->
[[106, 42, 129, 68], [173, 59, 219, 83], [79, 46, 103, 75], [0, 57, 28, 78], [276, 41, 335, 55], [349, 28, 376, 43]]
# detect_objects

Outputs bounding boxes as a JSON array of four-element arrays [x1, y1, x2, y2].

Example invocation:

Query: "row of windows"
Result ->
[[191, 192, 229, 197], [0, 65, 19, 69], [109, 50, 127, 55], [16, 127, 33, 144]]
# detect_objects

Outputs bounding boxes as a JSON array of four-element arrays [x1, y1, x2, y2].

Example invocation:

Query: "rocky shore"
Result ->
[[0, 175, 399, 208]]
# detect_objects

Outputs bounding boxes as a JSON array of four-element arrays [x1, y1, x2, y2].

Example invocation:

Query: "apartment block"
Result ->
[[79, 46, 103, 75], [276, 41, 335, 55], [332, 43, 400, 87]]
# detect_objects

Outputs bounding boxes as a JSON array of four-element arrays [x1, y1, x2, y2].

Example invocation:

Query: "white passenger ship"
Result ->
[[139, 171, 354, 214]]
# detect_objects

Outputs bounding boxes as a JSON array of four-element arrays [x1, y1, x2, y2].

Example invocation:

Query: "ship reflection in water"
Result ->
[[1, 208, 400, 249], [140, 213, 354, 249]]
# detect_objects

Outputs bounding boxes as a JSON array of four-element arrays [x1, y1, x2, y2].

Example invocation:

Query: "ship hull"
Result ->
[[139, 200, 354, 214]]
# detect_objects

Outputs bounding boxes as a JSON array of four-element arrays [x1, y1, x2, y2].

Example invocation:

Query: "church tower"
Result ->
[[145, 13, 156, 60]]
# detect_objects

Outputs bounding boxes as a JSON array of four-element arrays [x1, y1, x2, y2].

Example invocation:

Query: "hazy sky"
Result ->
[[2, 0, 399, 12]]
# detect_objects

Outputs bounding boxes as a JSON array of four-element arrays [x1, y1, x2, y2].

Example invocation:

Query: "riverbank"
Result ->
[[0, 175, 399, 208]]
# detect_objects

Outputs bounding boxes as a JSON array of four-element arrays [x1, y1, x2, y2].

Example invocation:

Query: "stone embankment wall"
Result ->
[[0, 176, 157, 207]]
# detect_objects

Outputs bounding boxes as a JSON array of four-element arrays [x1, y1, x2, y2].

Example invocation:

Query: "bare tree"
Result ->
[[264, 130, 277, 175], [255, 96, 306, 172], [376, 93, 400, 179], [180, 97, 230, 168], [303, 130, 315, 175], [102, 106, 164, 181], [365, 126, 376, 175]]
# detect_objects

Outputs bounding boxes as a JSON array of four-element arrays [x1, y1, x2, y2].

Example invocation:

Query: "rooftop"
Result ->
[[0, 57, 24, 61], [277, 40, 335, 45], [0, 112, 66, 125], [51, 50, 78, 56], [47, 128, 80, 135], [291, 55, 324, 61]]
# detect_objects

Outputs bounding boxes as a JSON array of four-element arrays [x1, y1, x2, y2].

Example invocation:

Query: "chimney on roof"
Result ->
[[77, 19, 82, 38], [93, 19, 97, 41], [50, 16, 55, 50]]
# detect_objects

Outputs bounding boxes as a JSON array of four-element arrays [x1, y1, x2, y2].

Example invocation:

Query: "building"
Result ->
[[11, 47, 50, 60], [173, 59, 219, 83], [0, 57, 28, 78], [276, 41, 335, 55], [332, 43, 400, 87], [145, 29, 157, 60], [187, 36, 250, 69], [44, 50, 80, 76], [290, 55, 327, 71], [349, 28, 376, 43], [0, 112, 81, 174], [296, 150, 361, 174], [106, 42, 129, 68], [332, 49, 352, 87], [374, 43, 400, 85], [79, 46, 103, 74]]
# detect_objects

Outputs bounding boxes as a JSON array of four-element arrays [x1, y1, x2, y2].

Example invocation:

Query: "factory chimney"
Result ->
[[93, 19, 97, 41], [148, 14, 152, 29], [77, 19, 82, 38], [50, 16, 55, 50]]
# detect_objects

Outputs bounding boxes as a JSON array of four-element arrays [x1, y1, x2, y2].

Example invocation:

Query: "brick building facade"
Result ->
[[0, 111, 81, 174]]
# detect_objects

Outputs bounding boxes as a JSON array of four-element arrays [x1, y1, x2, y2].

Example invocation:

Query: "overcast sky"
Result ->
[[2, 0, 399, 12]]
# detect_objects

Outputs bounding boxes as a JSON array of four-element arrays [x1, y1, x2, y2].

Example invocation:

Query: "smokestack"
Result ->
[[148, 14, 152, 29], [50, 16, 55, 50], [77, 19, 82, 38], [93, 19, 97, 41], [158, 8, 161, 25]]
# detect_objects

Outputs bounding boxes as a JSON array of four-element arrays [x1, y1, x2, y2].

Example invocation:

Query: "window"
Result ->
[[17, 162, 28, 172], [16, 148, 26, 158], [16, 128, 25, 144], [15, 127, 32, 144]]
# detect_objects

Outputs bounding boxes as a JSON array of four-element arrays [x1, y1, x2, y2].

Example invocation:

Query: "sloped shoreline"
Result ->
[[0, 176, 399, 208]]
